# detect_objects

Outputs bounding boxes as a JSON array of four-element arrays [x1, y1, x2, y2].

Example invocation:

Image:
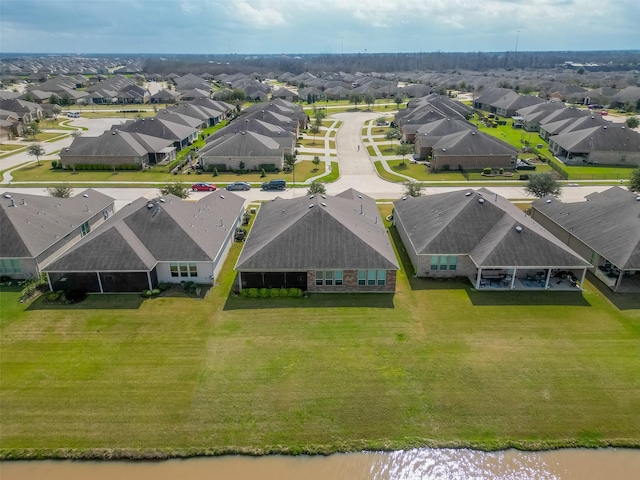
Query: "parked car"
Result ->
[[600, 110, 608, 116], [191, 183, 217, 192], [261, 179, 286, 191], [226, 182, 251, 191]]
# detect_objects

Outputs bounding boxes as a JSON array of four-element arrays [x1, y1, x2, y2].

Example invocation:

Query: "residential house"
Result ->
[[117, 116, 198, 151], [539, 113, 608, 141], [609, 86, 640, 110], [530, 187, 640, 293], [149, 89, 181, 104], [413, 118, 477, 160], [393, 188, 591, 290], [59, 130, 177, 169], [472, 87, 514, 112], [198, 130, 291, 172], [44, 192, 245, 293], [235, 189, 399, 292], [429, 130, 518, 171], [0, 190, 115, 280], [547, 124, 640, 165], [490, 94, 544, 118]]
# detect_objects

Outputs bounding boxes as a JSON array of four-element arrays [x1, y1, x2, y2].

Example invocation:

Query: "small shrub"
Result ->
[[279, 288, 289, 297], [269, 288, 280, 297], [141, 290, 152, 298], [260, 168, 266, 178], [288, 288, 303, 297], [51, 160, 58, 169], [499, 168, 504, 174], [246, 288, 259, 298], [152, 288, 161, 295], [47, 292, 59, 301], [157, 282, 169, 291], [483, 167, 492, 174], [258, 288, 269, 298]]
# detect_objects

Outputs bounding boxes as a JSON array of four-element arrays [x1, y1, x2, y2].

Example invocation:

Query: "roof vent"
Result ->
[[4, 194, 11, 199], [636, 196, 640, 201], [309, 195, 314, 199], [321, 195, 326, 199], [478, 198, 485, 204], [83, 193, 89, 198], [471, 131, 476, 135], [546, 199, 552, 203], [515, 225, 523, 233], [308, 204, 314, 209], [147, 203, 154, 209], [220, 195, 225, 199], [465, 192, 472, 196], [112, 131, 116, 135], [159, 198, 166, 203], [603, 126, 607, 129], [321, 202, 327, 207]]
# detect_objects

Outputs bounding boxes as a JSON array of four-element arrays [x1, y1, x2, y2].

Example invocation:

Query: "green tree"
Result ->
[[394, 95, 405, 108], [26, 121, 41, 140], [27, 143, 45, 166], [283, 152, 296, 171], [625, 116, 639, 129], [160, 182, 190, 199], [364, 93, 375, 109], [395, 143, 413, 167], [46, 183, 72, 198], [403, 181, 424, 197], [524, 172, 563, 198], [309, 124, 320, 144], [348, 92, 363, 109], [51, 104, 62, 118], [307, 181, 326, 195], [629, 168, 640, 193], [49, 94, 60, 105], [312, 156, 321, 171], [386, 128, 399, 151]]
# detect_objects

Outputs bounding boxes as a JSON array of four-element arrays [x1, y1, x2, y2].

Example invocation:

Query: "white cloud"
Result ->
[[230, 0, 286, 28]]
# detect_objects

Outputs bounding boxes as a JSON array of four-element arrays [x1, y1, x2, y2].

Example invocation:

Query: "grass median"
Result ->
[[1, 222, 639, 459]]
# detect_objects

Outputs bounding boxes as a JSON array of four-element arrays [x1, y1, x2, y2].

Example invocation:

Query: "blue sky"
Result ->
[[1, 0, 638, 55]]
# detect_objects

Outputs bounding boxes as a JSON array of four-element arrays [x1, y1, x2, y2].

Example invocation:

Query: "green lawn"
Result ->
[[2, 208, 640, 459], [1, 217, 639, 459], [298, 137, 325, 148], [0, 144, 25, 153], [9, 160, 322, 186]]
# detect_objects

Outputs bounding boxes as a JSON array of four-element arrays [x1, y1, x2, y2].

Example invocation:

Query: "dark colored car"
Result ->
[[226, 182, 251, 191], [261, 179, 286, 191], [191, 183, 217, 192]]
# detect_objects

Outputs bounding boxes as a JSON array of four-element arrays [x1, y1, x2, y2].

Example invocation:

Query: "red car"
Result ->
[[600, 110, 608, 116], [191, 183, 217, 192]]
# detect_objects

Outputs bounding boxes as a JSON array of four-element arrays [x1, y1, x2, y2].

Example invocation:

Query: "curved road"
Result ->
[[1, 112, 613, 205]]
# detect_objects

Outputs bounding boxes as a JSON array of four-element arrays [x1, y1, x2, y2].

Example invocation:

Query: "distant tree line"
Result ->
[[143, 50, 640, 76]]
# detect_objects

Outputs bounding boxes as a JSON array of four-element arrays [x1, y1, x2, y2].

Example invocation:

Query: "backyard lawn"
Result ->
[[7, 160, 322, 186], [1, 215, 639, 459]]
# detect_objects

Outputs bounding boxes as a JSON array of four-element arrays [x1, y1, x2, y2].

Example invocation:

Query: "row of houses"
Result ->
[[395, 93, 519, 171], [3, 186, 638, 294], [514, 101, 640, 165], [58, 98, 235, 169]]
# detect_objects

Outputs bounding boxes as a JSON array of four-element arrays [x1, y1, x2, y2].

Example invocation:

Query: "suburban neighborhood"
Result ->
[[1, 44, 640, 477]]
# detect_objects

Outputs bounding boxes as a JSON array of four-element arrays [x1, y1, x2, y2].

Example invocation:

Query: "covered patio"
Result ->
[[473, 267, 587, 291]]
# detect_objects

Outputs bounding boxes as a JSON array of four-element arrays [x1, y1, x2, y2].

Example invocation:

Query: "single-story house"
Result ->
[[0, 190, 115, 280], [393, 188, 591, 290], [429, 130, 518, 171], [530, 187, 640, 293], [44, 192, 245, 293], [548, 124, 640, 165], [235, 189, 399, 292]]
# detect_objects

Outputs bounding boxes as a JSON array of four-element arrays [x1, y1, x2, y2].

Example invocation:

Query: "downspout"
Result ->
[[96, 272, 104, 293]]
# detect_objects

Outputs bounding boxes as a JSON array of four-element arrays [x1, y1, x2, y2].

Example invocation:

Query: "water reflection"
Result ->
[[2, 448, 639, 480]]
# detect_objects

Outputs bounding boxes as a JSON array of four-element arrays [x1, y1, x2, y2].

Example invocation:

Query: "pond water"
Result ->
[[2, 448, 639, 479]]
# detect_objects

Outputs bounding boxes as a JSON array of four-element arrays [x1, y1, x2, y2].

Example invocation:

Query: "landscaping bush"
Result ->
[[239, 287, 304, 298], [51, 160, 58, 169], [483, 167, 492, 175], [152, 288, 161, 295], [47, 293, 59, 301], [258, 288, 269, 298], [269, 288, 280, 297], [157, 283, 169, 291], [499, 168, 504, 174], [259, 163, 278, 173], [141, 290, 152, 298]]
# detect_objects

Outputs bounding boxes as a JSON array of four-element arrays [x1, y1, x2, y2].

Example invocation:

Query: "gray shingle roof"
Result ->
[[532, 187, 640, 269], [550, 124, 640, 153], [45, 192, 245, 272], [236, 190, 399, 271], [394, 188, 590, 269], [0, 189, 114, 258], [432, 130, 517, 156]]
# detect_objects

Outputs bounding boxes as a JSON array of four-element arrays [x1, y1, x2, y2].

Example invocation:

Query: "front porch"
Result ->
[[472, 268, 585, 291]]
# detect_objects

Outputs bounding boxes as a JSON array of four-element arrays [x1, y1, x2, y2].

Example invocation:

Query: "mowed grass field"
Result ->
[[1, 223, 639, 458]]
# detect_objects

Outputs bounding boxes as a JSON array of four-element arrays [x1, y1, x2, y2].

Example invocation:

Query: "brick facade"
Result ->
[[307, 269, 396, 293]]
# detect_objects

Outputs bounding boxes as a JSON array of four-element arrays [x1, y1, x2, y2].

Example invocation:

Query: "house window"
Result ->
[[431, 256, 439, 271], [80, 221, 90, 237], [316, 270, 341, 286], [377, 270, 386, 286], [367, 269, 376, 286], [440, 256, 448, 270], [0, 259, 21, 274], [170, 264, 179, 277], [358, 270, 366, 286], [170, 262, 198, 278], [448, 256, 457, 271]]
